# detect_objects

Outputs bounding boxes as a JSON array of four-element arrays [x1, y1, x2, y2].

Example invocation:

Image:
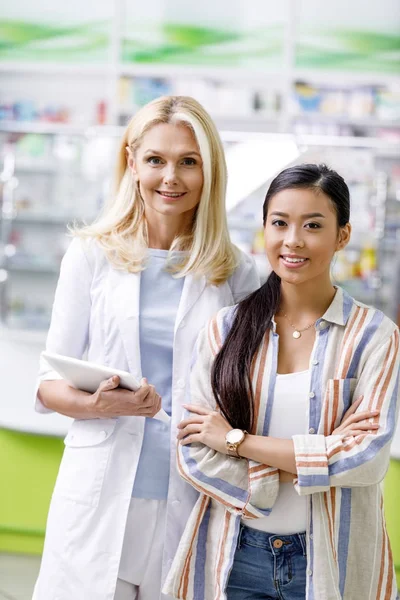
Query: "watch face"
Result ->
[[227, 429, 244, 444]]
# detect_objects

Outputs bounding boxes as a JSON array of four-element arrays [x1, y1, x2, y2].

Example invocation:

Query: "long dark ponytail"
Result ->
[[211, 164, 350, 432]]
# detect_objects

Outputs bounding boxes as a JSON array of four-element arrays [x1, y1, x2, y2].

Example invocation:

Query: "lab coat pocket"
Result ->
[[53, 418, 117, 508], [322, 378, 358, 434]]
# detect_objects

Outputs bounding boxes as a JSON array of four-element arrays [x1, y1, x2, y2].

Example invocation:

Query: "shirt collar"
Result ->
[[318, 285, 354, 327], [271, 285, 354, 332]]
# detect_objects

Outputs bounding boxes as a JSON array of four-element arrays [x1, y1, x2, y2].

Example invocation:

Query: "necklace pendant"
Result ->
[[293, 330, 301, 339]]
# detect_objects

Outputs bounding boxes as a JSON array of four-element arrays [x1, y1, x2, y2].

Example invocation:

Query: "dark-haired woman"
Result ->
[[164, 164, 400, 600]]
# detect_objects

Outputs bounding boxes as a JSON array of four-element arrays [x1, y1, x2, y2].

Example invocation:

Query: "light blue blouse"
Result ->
[[132, 248, 185, 499]]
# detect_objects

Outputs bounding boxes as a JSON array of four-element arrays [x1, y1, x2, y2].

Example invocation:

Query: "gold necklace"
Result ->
[[282, 313, 316, 339]]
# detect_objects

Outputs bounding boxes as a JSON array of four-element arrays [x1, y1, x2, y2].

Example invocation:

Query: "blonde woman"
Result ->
[[33, 96, 259, 600]]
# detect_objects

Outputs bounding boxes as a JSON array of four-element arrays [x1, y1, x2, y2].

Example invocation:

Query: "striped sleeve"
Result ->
[[177, 315, 279, 517], [293, 327, 400, 495]]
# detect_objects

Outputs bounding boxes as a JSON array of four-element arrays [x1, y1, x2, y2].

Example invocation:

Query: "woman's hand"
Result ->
[[177, 404, 232, 454], [88, 376, 161, 419], [332, 395, 380, 438]]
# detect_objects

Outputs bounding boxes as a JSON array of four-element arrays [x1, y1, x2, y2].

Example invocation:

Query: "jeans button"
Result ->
[[273, 539, 283, 549]]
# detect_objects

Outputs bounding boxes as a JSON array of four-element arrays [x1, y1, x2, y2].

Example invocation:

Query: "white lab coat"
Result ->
[[33, 238, 259, 600]]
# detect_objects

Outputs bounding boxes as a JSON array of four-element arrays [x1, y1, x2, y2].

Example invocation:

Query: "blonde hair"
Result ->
[[74, 95, 238, 285]]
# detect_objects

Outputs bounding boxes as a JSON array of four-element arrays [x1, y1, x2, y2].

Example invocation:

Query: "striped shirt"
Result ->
[[164, 287, 400, 600]]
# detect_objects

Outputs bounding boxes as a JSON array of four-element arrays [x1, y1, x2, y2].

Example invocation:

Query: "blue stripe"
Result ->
[[338, 488, 352, 596], [221, 306, 237, 344], [298, 474, 330, 488], [342, 288, 354, 324], [193, 502, 211, 599], [252, 506, 272, 517], [181, 444, 249, 502], [329, 372, 399, 476], [308, 497, 315, 600], [263, 333, 278, 436], [221, 515, 241, 595], [346, 311, 384, 378], [341, 377, 353, 417], [309, 327, 330, 432]]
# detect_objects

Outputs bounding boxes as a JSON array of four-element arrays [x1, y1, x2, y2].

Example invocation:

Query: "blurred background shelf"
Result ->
[[0, 1, 399, 587]]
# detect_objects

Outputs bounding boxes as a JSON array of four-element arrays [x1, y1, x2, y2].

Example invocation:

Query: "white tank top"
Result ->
[[242, 369, 309, 534]]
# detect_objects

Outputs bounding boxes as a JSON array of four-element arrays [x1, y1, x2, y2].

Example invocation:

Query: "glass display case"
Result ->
[[0, 124, 399, 336], [0, 125, 119, 330]]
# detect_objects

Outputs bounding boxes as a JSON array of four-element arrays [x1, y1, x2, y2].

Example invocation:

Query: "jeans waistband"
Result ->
[[238, 524, 307, 556]]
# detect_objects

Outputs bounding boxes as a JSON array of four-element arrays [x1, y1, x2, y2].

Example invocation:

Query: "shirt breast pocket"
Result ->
[[53, 418, 117, 508], [322, 378, 358, 434]]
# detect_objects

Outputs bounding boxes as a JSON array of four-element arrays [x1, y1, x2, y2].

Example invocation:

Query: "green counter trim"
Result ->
[[0, 525, 46, 537], [0, 428, 63, 555]]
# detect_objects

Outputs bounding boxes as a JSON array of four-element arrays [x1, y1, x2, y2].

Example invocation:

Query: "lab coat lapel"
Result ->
[[175, 273, 207, 333], [110, 268, 142, 380]]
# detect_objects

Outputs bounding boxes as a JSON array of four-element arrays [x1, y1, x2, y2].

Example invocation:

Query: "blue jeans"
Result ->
[[226, 525, 307, 600]]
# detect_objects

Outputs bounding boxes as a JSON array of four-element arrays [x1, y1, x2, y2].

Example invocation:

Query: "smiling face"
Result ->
[[127, 122, 204, 224], [264, 187, 351, 286]]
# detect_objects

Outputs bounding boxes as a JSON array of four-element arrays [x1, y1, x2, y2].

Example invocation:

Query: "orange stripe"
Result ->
[[323, 381, 331, 436], [178, 495, 209, 597], [383, 511, 395, 600], [323, 490, 337, 562], [250, 470, 279, 482], [328, 330, 399, 460], [208, 318, 221, 358], [215, 512, 231, 599], [377, 497, 387, 600], [242, 506, 259, 518], [249, 465, 279, 476], [296, 460, 329, 468], [341, 306, 361, 350], [296, 452, 327, 458], [252, 333, 269, 434], [329, 379, 340, 435], [336, 306, 362, 378], [368, 336, 394, 412], [176, 446, 241, 511], [335, 307, 361, 378], [331, 487, 336, 561], [212, 318, 222, 351], [177, 447, 246, 513], [249, 463, 270, 474], [372, 332, 399, 415], [339, 308, 368, 378], [207, 323, 217, 359]]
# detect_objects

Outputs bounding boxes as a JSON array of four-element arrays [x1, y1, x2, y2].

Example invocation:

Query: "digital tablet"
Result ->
[[41, 351, 170, 424]]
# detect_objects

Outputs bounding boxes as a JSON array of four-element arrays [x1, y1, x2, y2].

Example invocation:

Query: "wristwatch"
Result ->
[[225, 429, 247, 458]]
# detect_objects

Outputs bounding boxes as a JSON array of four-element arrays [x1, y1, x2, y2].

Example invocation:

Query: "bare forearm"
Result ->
[[239, 435, 297, 475], [38, 381, 95, 419]]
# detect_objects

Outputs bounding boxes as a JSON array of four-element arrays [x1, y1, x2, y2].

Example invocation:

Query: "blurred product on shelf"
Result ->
[[292, 81, 400, 138], [96, 101, 107, 126], [0, 99, 109, 125], [117, 75, 282, 125], [293, 81, 400, 121]]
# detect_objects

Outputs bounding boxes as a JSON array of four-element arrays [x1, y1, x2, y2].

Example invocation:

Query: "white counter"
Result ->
[[1, 326, 399, 455], [0, 327, 71, 437]]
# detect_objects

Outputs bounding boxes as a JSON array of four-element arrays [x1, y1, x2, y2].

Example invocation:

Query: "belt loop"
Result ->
[[237, 525, 244, 550], [298, 533, 307, 556]]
